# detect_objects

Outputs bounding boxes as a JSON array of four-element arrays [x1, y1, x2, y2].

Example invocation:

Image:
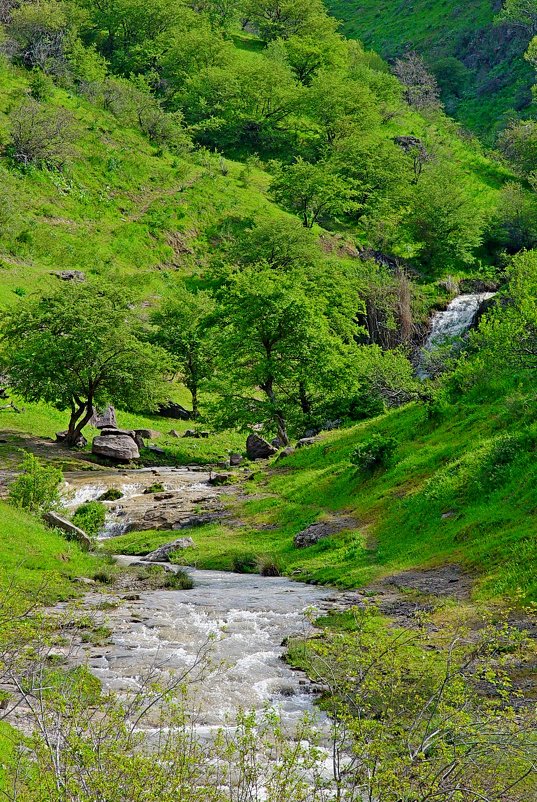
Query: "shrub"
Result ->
[[8, 99, 76, 167], [72, 501, 106, 538], [8, 451, 62, 516], [98, 488, 123, 501], [350, 433, 397, 473], [144, 483, 165, 495], [232, 553, 257, 573], [164, 569, 194, 590], [257, 556, 282, 577]]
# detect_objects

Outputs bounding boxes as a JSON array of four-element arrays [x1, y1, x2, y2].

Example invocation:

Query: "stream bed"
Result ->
[[61, 469, 346, 737]]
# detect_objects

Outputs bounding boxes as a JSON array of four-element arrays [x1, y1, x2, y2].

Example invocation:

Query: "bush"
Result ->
[[350, 434, 397, 473], [257, 556, 282, 577], [8, 99, 76, 167], [72, 501, 106, 538], [164, 569, 194, 590], [232, 553, 257, 573], [144, 483, 165, 495], [8, 451, 62, 516], [98, 488, 123, 501]]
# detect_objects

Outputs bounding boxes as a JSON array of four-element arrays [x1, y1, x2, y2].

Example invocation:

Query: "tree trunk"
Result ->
[[191, 385, 199, 420], [65, 398, 93, 447], [261, 377, 289, 446]]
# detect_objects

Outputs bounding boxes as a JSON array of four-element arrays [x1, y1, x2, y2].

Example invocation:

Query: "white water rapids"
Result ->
[[60, 470, 350, 738]]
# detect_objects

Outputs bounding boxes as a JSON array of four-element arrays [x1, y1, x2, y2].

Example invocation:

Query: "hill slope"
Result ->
[[325, 0, 535, 139]]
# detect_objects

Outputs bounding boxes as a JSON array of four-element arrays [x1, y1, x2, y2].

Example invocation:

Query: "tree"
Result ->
[[491, 181, 537, 252], [151, 287, 216, 419], [497, 119, 537, 177], [405, 162, 484, 273], [394, 52, 441, 111], [271, 158, 356, 228], [8, 99, 77, 168], [243, 0, 337, 43], [211, 267, 349, 443], [0, 282, 168, 446], [478, 250, 537, 370], [306, 70, 379, 147]]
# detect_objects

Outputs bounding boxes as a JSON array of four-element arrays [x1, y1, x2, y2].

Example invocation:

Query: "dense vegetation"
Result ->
[[325, 0, 537, 138], [0, 0, 536, 798]]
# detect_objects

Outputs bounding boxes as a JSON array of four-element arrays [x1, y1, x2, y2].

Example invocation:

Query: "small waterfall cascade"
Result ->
[[418, 293, 495, 377]]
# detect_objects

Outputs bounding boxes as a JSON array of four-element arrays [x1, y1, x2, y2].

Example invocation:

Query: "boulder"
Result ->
[[277, 446, 295, 460], [183, 429, 198, 438], [147, 445, 165, 456], [135, 428, 161, 440], [157, 401, 191, 420], [53, 270, 85, 282], [296, 437, 318, 449], [246, 434, 277, 461], [92, 434, 139, 462], [168, 429, 182, 438], [90, 406, 117, 429], [142, 537, 195, 562], [99, 426, 136, 438], [271, 436, 285, 448], [294, 517, 355, 548], [43, 511, 91, 550], [229, 453, 243, 466]]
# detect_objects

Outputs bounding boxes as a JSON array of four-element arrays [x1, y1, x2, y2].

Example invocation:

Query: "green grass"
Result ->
[[325, 0, 535, 139], [105, 376, 537, 604], [0, 501, 109, 602]]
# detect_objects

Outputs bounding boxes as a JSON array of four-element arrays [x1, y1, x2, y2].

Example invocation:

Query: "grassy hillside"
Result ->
[[325, 0, 536, 139], [107, 372, 537, 604]]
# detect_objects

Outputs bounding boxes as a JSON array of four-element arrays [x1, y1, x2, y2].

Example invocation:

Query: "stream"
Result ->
[[61, 469, 345, 737]]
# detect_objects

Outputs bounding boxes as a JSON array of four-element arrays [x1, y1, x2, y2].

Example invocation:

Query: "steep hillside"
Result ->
[[325, 0, 535, 139]]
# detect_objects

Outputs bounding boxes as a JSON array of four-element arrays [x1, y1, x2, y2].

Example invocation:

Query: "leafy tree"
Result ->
[[211, 266, 350, 442], [0, 282, 168, 447], [6, 0, 76, 73], [306, 70, 379, 147], [151, 287, 216, 419], [405, 162, 484, 272], [394, 51, 441, 111], [497, 119, 537, 177], [490, 181, 537, 252], [229, 216, 320, 271], [243, 0, 337, 43], [271, 158, 356, 228], [478, 250, 537, 370], [282, 30, 346, 85]]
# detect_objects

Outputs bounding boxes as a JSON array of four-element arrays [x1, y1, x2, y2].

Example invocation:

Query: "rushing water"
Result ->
[[60, 470, 350, 738], [418, 292, 495, 377]]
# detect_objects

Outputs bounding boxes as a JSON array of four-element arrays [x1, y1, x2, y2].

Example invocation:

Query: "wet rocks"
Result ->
[[246, 434, 277, 460], [209, 473, 232, 486], [142, 537, 195, 562], [43, 511, 92, 550]]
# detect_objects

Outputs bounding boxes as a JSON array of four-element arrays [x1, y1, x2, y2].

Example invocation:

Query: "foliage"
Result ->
[[292, 608, 537, 801], [7, 99, 77, 167], [393, 51, 441, 111], [0, 282, 169, 446], [72, 501, 106, 538], [7, 451, 62, 516], [350, 433, 397, 472]]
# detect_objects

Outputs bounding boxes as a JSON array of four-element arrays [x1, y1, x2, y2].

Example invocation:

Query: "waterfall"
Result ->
[[418, 293, 495, 378]]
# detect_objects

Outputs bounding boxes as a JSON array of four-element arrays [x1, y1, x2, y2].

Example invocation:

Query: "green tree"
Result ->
[[497, 119, 537, 177], [151, 287, 216, 419], [478, 250, 537, 370], [271, 158, 356, 228], [306, 70, 379, 147], [405, 162, 484, 272], [243, 0, 337, 42], [211, 267, 349, 442], [0, 282, 168, 447]]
